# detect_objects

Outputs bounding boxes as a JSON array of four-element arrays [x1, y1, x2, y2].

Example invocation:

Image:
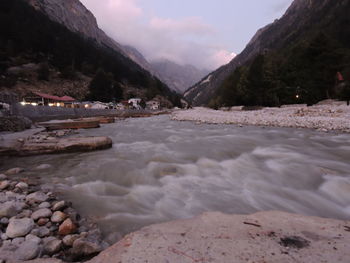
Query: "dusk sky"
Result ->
[[81, 0, 293, 70]]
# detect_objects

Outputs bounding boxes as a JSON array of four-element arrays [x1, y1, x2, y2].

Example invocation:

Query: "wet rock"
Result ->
[[16, 240, 40, 260], [0, 180, 10, 190], [31, 208, 52, 221], [39, 202, 51, 209], [36, 164, 52, 170], [71, 238, 102, 258], [62, 234, 79, 247], [58, 218, 77, 236], [51, 211, 67, 223], [26, 192, 49, 203], [0, 202, 16, 217], [44, 238, 62, 255], [52, 201, 66, 211], [5, 168, 24, 175], [6, 218, 34, 238]]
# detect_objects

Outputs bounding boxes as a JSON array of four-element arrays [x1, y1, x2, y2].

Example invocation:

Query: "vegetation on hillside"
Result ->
[[209, 2, 350, 108], [0, 0, 182, 106]]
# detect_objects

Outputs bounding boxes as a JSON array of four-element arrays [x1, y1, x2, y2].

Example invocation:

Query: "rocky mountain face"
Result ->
[[185, 0, 349, 106], [150, 59, 209, 94], [24, 0, 185, 94]]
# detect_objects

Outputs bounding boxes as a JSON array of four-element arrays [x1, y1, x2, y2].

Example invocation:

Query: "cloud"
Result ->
[[80, 0, 233, 70]]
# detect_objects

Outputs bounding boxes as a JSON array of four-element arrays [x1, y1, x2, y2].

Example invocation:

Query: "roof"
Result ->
[[33, 92, 76, 102]]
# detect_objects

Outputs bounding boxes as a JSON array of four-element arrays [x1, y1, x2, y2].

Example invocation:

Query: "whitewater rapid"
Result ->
[[3, 116, 350, 242]]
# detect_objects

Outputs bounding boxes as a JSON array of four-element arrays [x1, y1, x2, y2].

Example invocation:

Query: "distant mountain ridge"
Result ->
[[185, 0, 350, 106], [150, 59, 209, 94]]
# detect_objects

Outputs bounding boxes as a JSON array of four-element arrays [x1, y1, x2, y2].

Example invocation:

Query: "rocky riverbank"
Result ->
[[0, 167, 108, 262], [172, 101, 350, 133]]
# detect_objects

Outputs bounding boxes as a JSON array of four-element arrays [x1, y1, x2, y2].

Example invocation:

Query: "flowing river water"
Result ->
[[2, 116, 350, 242]]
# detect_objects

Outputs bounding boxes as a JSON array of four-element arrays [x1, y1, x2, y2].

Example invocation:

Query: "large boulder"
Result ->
[[87, 211, 350, 263]]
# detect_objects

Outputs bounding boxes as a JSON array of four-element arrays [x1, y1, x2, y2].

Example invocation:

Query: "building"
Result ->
[[90, 101, 108, 109], [128, 98, 142, 110], [146, 100, 160, 110], [22, 92, 76, 107]]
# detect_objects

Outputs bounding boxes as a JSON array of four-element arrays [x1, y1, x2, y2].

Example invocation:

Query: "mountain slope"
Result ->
[[185, 0, 350, 106], [150, 59, 209, 94], [0, 0, 182, 106]]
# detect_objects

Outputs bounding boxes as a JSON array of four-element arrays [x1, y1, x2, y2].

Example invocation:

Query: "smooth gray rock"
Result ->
[[0, 202, 17, 217], [31, 208, 52, 221], [16, 241, 40, 261], [26, 192, 49, 203], [6, 218, 34, 238], [38, 202, 51, 209], [36, 227, 50, 238], [62, 234, 79, 247], [12, 237, 25, 246], [0, 174, 7, 180], [72, 238, 102, 257], [0, 217, 9, 225], [25, 234, 42, 245], [35, 164, 52, 170], [44, 238, 62, 255], [15, 182, 28, 191]]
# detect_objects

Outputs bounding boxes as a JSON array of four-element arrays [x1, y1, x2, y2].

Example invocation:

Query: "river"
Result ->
[[2, 116, 350, 242]]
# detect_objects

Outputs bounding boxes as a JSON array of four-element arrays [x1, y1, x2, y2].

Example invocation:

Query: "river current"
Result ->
[[3, 116, 350, 241]]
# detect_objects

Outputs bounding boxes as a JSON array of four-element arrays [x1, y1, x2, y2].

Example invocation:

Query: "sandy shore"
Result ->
[[172, 101, 350, 133]]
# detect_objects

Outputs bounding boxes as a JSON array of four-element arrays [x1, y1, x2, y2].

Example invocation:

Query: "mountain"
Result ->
[[150, 59, 209, 94], [185, 0, 350, 106], [0, 0, 182, 106]]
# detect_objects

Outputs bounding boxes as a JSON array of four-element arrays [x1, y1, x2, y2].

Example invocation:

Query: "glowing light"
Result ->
[[48, 103, 54, 107], [31, 103, 38, 106], [56, 103, 60, 107], [84, 104, 89, 108], [20, 101, 26, 106], [296, 95, 300, 99]]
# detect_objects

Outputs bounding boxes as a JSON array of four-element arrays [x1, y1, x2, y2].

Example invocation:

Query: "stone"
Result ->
[[16, 240, 40, 260], [35, 227, 50, 238], [17, 209, 32, 218], [26, 192, 49, 203], [12, 237, 25, 246], [15, 182, 28, 191], [44, 238, 62, 255], [37, 218, 49, 226], [1, 233, 8, 240], [25, 234, 41, 245], [51, 211, 67, 223], [0, 174, 7, 180], [52, 201, 66, 211], [0, 217, 9, 225], [71, 238, 102, 258], [5, 168, 24, 175], [31, 208, 52, 221], [62, 234, 79, 247], [0, 180, 10, 190], [6, 218, 34, 238], [58, 218, 77, 236], [36, 164, 52, 170], [0, 202, 16, 218], [38, 202, 51, 209]]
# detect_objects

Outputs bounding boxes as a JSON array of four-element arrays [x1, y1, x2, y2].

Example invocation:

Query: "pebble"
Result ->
[[37, 218, 50, 226], [16, 240, 40, 260], [39, 202, 51, 209], [12, 237, 25, 246], [6, 218, 34, 238], [25, 234, 42, 245], [62, 234, 79, 247], [0, 174, 7, 180], [44, 238, 62, 255], [26, 191, 49, 203], [0, 180, 10, 191], [52, 201, 66, 211], [51, 211, 67, 223], [0, 202, 17, 217], [58, 218, 77, 236], [31, 208, 53, 221], [72, 238, 102, 257], [15, 182, 28, 191]]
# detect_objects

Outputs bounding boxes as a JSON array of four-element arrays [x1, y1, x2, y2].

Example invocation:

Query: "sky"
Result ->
[[80, 0, 293, 70]]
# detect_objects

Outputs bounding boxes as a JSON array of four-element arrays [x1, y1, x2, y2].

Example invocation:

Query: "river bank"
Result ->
[[172, 101, 350, 133]]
